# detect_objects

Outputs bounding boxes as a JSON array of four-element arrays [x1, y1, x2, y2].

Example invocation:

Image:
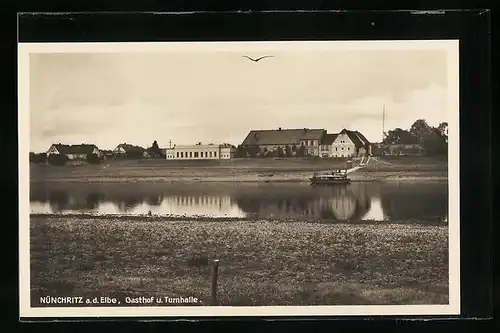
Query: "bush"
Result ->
[[297, 145, 306, 157], [86, 153, 100, 164], [47, 154, 69, 166], [30, 153, 47, 164]]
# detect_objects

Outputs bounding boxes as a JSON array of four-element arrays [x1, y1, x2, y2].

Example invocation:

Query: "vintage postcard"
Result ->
[[19, 40, 460, 318]]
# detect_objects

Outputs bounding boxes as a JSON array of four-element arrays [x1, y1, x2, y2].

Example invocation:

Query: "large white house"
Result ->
[[320, 129, 372, 158], [165, 143, 236, 160]]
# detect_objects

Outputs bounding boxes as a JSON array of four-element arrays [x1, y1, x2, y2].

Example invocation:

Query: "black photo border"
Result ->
[[10, 8, 494, 331]]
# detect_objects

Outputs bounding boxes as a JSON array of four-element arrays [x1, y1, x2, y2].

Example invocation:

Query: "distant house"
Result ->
[[240, 128, 327, 157], [113, 143, 148, 159], [99, 149, 114, 160], [46, 143, 101, 160], [165, 143, 236, 160]]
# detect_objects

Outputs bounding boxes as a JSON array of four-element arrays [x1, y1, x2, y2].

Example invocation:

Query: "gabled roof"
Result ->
[[340, 129, 371, 148], [51, 144, 98, 155], [115, 143, 146, 153], [241, 128, 326, 146], [99, 149, 113, 154], [320, 133, 338, 145], [354, 131, 370, 146]]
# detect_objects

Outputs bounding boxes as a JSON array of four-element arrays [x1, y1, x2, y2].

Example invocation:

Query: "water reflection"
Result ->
[[30, 182, 448, 221]]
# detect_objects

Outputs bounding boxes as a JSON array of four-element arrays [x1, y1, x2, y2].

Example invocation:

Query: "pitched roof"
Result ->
[[354, 131, 370, 146], [115, 143, 146, 153], [99, 149, 113, 154], [52, 144, 98, 155], [320, 133, 338, 145], [241, 128, 326, 146], [340, 129, 371, 148]]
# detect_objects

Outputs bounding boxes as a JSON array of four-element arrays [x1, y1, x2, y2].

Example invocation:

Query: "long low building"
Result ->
[[165, 143, 236, 160]]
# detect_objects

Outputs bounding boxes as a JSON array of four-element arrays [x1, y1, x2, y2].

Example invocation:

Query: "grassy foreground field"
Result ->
[[30, 156, 448, 183], [30, 215, 449, 306]]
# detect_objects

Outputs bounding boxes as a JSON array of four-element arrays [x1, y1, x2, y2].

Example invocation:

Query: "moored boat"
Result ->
[[309, 169, 351, 185]]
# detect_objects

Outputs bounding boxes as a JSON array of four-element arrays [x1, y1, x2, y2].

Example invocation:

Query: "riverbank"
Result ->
[[29, 156, 448, 183], [30, 215, 449, 306]]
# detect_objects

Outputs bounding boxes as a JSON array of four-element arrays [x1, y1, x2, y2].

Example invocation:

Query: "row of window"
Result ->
[[167, 151, 218, 159], [321, 146, 351, 151], [301, 140, 317, 146], [166, 151, 232, 159]]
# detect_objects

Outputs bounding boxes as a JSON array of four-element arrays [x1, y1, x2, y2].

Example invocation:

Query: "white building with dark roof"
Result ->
[[323, 129, 372, 158], [165, 143, 236, 160]]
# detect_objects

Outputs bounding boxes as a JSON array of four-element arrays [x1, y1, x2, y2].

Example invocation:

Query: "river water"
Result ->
[[30, 181, 448, 222]]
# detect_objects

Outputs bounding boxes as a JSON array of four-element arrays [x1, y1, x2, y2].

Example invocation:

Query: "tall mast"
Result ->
[[382, 103, 385, 143]]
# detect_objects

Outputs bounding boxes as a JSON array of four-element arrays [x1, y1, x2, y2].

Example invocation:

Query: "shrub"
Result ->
[[86, 153, 100, 164], [47, 154, 69, 166], [30, 153, 47, 164]]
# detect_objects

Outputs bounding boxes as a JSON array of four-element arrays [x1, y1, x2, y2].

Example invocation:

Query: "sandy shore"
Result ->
[[29, 170, 448, 183], [30, 215, 449, 306], [29, 157, 448, 183]]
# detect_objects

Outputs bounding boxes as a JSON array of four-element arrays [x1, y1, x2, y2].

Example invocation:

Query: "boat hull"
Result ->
[[309, 178, 351, 185]]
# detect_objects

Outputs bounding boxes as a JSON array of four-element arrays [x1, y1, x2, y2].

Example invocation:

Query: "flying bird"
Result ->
[[243, 55, 274, 62]]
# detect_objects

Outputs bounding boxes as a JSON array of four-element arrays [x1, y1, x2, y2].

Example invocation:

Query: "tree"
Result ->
[[30, 152, 47, 164], [47, 154, 69, 166], [147, 140, 163, 159], [421, 128, 448, 155], [297, 145, 306, 157], [437, 122, 448, 143], [410, 119, 433, 144], [384, 128, 418, 145]]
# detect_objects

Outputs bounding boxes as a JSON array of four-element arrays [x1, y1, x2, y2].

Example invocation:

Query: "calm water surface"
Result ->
[[30, 181, 448, 222]]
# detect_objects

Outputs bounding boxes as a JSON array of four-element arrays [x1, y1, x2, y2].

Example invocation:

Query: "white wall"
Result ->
[[331, 133, 356, 157], [165, 144, 235, 160]]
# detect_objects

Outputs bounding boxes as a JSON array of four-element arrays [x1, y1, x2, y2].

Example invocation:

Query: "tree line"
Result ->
[[381, 119, 448, 155]]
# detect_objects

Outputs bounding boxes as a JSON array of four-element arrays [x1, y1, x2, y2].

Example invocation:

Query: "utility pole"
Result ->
[[169, 140, 172, 148], [382, 104, 385, 144]]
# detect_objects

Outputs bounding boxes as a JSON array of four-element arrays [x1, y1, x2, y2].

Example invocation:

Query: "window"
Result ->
[[336, 147, 338, 151], [189, 152, 193, 158], [194, 152, 199, 158], [214, 151, 217, 158], [176, 152, 179, 158], [180, 152, 184, 158], [348, 147, 350, 150], [342, 147, 344, 150], [209, 152, 212, 157]]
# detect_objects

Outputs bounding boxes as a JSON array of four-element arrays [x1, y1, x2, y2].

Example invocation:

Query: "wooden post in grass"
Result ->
[[211, 259, 220, 305]]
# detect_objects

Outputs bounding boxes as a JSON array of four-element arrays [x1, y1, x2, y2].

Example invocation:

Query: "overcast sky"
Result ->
[[29, 45, 451, 152]]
